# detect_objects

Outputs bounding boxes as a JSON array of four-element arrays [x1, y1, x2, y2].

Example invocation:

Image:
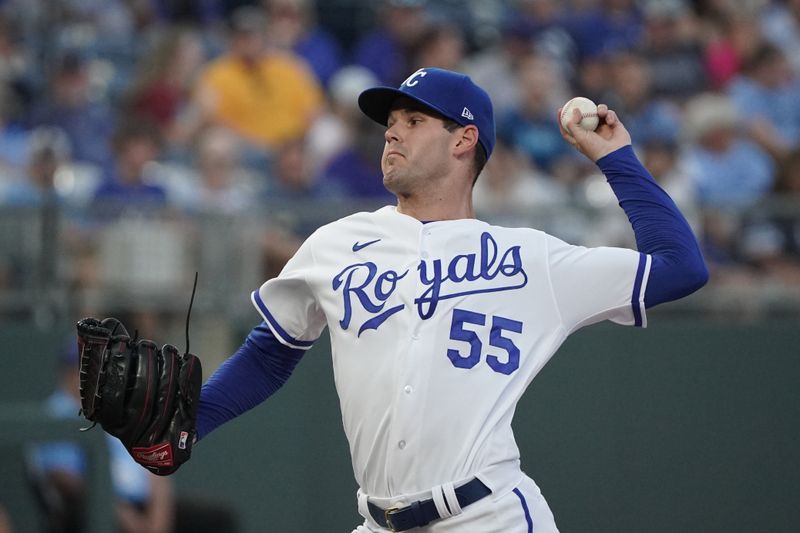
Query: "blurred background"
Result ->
[[0, 0, 798, 531]]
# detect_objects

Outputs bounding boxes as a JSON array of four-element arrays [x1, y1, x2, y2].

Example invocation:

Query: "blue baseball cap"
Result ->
[[358, 67, 495, 159]]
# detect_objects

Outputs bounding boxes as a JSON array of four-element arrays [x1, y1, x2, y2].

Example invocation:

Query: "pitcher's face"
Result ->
[[381, 100, 454, 197]]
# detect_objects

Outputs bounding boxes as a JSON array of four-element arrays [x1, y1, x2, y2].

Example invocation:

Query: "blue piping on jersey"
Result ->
[[251, 290, 315, 348], [513, 487, 534, 533], [631, 253, 647, 327]]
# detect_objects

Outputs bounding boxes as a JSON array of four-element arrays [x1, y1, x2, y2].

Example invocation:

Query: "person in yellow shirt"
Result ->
[[182, 5, 324, 150]]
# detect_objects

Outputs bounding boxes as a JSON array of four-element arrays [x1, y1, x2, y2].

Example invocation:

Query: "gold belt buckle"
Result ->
[[384, 506, 401, 532]]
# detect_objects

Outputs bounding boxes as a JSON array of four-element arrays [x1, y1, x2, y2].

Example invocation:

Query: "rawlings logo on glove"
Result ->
[[132, 443, 174, 467], [76, 317, 202, 476]]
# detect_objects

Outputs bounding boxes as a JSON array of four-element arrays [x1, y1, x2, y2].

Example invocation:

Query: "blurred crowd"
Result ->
[[1, 0, 800, 322]]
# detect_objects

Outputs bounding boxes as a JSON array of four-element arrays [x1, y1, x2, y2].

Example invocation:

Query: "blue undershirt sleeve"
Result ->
[[596, 145, 709, 307], [196, 322, 306, 440]]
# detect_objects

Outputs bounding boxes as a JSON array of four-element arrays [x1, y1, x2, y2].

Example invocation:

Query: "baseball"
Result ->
[[560, 96, 599, 131]]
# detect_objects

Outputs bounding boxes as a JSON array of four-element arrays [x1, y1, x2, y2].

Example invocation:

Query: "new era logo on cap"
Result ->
[[358, 67, 495, 159]]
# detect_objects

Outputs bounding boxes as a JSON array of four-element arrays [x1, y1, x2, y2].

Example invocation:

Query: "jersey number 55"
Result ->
[[447, 309, 523, 375]]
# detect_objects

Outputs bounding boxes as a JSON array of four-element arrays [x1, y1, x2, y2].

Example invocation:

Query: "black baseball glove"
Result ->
[[76, 317, 202, 475]]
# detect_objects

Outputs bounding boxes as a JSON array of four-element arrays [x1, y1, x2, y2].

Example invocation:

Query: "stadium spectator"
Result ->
[[641, 138, 695, 209], [0, 9, 37, 119], [565, 0, 643, 60], [639, 0, 709, 102], [318, 112, 388, 201], [738, 147, 800, 283], [703, 10, 765, 90], [124, 27, 206, 141], [681, 92, 775, 208], [352, 0, 428, 86], [177, 5, 323, 152], [262, 0, 343, 88], [0, 127, 104, 300], [306, 65, 378, 174], [473, 139, 567, 217], [261, 137, 343, 278], [727, 43, 800, 160], [1, 127, 70, 206], [49, 0, 145, 99], [0, 81, 30, 179], [503, 0, 576, 79], [27, 51, 116, 171], [91, 117, 168, 212], [0, 128, 71, 294], [606, 51, 682, 149], [169, 126, 260, 214], [760, 0, 800, 76], [265, 137, 341, 205], [409, 22, 465, 74], [572, 50, 615, 107], [496, 52, 574, 177], [463, 18, 532, 119], [305, 65, 387, 200]]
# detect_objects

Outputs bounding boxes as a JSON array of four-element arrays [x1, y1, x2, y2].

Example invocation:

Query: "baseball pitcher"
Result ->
[[78, 68, 707, 532]]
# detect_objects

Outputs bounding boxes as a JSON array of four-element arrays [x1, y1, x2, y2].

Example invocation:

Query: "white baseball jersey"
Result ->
[[252, 206, 650, 500]]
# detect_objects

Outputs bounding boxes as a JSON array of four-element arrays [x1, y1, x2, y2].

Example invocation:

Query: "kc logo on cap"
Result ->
[[403, 68, 428, 87], [358, 67, 496, 159]]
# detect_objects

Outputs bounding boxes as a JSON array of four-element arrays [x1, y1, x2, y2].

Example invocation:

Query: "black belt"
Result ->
[[367, 478, 491, 532]]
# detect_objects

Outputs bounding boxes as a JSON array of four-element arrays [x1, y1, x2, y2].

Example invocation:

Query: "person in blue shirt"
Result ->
[[681, 92, 775, 208], [1, 127, 71, 207], [27, 51, 116, 172], [727, 43, 800, 160], [0, 99, 30, 180], [91, 117, 168, 213]]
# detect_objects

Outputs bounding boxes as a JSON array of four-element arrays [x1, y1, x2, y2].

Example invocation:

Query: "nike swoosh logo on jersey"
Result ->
[[352, 239, 381, 252]]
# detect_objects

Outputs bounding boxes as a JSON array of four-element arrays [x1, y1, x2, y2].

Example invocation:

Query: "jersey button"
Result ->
[[420, 251, 429, 259], [398, 440, 406, 450], [404, 385, 413, 394]]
